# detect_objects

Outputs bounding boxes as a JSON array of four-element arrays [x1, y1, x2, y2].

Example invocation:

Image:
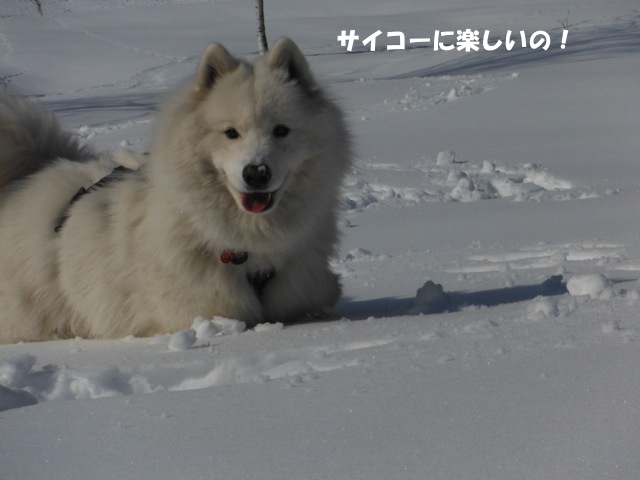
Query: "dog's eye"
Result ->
[[224, 128, 240, 140], [273, 124, 290, 138]]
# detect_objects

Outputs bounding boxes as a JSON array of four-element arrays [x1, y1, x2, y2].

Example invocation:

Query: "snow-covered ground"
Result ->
[[2, 1, 640, 478]]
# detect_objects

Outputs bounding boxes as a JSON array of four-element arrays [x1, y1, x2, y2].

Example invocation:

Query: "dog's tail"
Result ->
[[0, 95, 94, 190]]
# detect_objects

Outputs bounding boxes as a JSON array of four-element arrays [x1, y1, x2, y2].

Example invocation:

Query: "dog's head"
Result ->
[[190, 38, 331, 215]]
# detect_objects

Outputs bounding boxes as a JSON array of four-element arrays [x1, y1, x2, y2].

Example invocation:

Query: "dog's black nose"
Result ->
[[242, 164, 272, 190]]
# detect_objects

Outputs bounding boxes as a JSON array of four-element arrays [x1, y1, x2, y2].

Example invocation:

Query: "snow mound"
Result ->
[[412, 281, 453, 314], [254, 322, 284, 333], [526, 297, 559, 321], [436, 150, 456, 166], [211, 316, 247, 335], [191, 316, 221, 340], [342, 152, 612, 211], [566, 274, 612, 299], [168, 329, 197, 351], [166, 317, 247, 352]]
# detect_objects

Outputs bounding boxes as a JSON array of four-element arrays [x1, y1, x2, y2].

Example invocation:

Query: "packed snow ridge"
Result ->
[[342, 150, 614, 211]]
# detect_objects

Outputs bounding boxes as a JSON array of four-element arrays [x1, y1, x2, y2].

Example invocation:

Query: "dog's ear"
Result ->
[[265, 38, 316, 91], [196, 43, 239, 91]]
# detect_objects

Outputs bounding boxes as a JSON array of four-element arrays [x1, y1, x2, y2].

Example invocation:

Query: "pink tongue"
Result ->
[[241, 192, 272, 213]]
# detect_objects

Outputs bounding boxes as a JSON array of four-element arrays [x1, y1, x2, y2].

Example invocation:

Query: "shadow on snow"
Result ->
[[336, 275, 569, 321], [44, 92, 161, 115]]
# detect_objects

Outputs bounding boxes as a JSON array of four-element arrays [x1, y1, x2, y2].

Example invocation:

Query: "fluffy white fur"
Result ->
[[0, 38, 351, 343]]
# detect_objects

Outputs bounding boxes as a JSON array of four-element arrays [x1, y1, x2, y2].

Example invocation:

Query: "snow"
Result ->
[[412, 280, 452, 314], [167, 329, 197, 352], [566, 274, 611, 299], [2, 0, 640, 478]]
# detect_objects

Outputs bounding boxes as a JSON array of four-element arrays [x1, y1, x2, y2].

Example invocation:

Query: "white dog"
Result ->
[[0, 38, 351, 343]]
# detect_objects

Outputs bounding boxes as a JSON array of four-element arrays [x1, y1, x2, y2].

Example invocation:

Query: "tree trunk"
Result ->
[[256, 0, 268, 55], [32, 0, 44, 15]]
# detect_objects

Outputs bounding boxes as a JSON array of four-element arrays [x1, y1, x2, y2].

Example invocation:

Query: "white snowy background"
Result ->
[[2, 0, 640, 478]]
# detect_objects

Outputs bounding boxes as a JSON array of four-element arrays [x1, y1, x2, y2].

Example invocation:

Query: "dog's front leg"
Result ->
[[259, 256, 341, 325]]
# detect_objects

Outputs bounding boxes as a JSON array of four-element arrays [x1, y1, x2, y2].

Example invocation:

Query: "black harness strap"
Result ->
[[247, 268, 276, 298], [55, 166, 133, 233]]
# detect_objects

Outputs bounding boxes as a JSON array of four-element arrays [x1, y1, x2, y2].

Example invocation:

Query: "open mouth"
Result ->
[[240, 191, 275, 214]]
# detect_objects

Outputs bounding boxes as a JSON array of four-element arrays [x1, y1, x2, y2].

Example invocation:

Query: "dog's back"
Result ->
[[0, 96, 118, 343], [0, 95, 94, 190]]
